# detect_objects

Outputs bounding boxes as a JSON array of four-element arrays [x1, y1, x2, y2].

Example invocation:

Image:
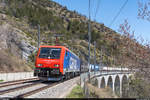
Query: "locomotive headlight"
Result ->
[[37, 64, 43, 67], [54, 64, 59, 67]]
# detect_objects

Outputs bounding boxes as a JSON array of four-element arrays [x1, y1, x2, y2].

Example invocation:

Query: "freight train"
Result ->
[[34, 45, 81, 81]]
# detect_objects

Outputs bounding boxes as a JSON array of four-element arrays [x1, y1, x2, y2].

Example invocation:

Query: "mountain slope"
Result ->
[[0, 0, 149, 72]]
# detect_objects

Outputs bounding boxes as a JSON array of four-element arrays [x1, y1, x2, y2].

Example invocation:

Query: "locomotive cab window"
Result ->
[[39, 47, 61, 59]]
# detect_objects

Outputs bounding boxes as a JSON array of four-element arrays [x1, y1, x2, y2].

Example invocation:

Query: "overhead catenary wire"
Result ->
[[94, 0, 101, 20], [66, 0, 71, 10], [109, 0, 128, 27]]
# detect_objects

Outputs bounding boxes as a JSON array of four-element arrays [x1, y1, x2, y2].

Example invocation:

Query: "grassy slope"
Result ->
[[66, 85, 84, 98], [0, 50, 33, 72], [0, 0, 149, 72]]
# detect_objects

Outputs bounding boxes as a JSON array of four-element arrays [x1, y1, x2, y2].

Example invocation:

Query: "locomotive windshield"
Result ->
[[39, 47, 61, 59]]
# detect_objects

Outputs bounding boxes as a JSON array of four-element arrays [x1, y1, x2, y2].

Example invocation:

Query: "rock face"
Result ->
[[20, 40, 36, 60], [0, 23, 36, 61]]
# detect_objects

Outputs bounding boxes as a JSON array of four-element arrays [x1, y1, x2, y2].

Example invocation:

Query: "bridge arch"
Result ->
[[107, 76, 113, 88], [100, 77, 105, 88], [122, 75, 128, 97], [114, 75, 120, 96]]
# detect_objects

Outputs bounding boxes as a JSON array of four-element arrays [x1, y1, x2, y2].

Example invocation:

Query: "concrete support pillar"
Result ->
[[112, 75, 116, 93], [112, 81, 115, 92], [120, 80, 122, 97], [105, 80, 108, 88], [98, 78, 101, 88], [104, 75, 109, 87]]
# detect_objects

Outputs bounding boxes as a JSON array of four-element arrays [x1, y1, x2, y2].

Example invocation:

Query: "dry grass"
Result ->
[[86, 82, 117, 98], [0, 49, 33, 72]]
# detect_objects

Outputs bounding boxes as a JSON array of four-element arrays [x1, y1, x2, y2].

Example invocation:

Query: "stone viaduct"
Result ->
[[81, 67, 134, 97], [95, 72, 132, 97]]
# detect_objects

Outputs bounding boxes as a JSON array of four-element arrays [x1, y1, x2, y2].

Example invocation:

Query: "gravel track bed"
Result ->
[[28, 77, 80, 98], [0, 82, 49, 98]]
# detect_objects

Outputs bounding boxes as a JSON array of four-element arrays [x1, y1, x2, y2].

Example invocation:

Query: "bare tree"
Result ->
[[138, 0, 150, 21]]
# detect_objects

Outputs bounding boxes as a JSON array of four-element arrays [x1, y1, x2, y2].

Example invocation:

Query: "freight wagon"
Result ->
[[34, 45, 80, 81]]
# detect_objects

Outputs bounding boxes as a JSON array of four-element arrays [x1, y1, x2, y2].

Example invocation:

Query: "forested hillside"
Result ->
[[0, 0, 150, 74]]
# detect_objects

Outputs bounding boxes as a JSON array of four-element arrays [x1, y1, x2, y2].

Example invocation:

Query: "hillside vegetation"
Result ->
[[0, 0, 149, 74]]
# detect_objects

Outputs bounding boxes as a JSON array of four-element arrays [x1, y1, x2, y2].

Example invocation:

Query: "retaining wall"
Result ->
[[0, 72, 36, 82]]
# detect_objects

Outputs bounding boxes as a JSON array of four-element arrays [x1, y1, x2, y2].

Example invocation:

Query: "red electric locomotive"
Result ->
[[34, 45, 81, 81]]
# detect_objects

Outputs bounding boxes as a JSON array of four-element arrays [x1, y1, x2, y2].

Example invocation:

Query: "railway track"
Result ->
[[0, 78, 39, 88], [15, 77, 77, 98], [0, 77, 78, 98], [0, 80, 43, 95], [0, 80, 59, 98], [16, 82, 59, 98]]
